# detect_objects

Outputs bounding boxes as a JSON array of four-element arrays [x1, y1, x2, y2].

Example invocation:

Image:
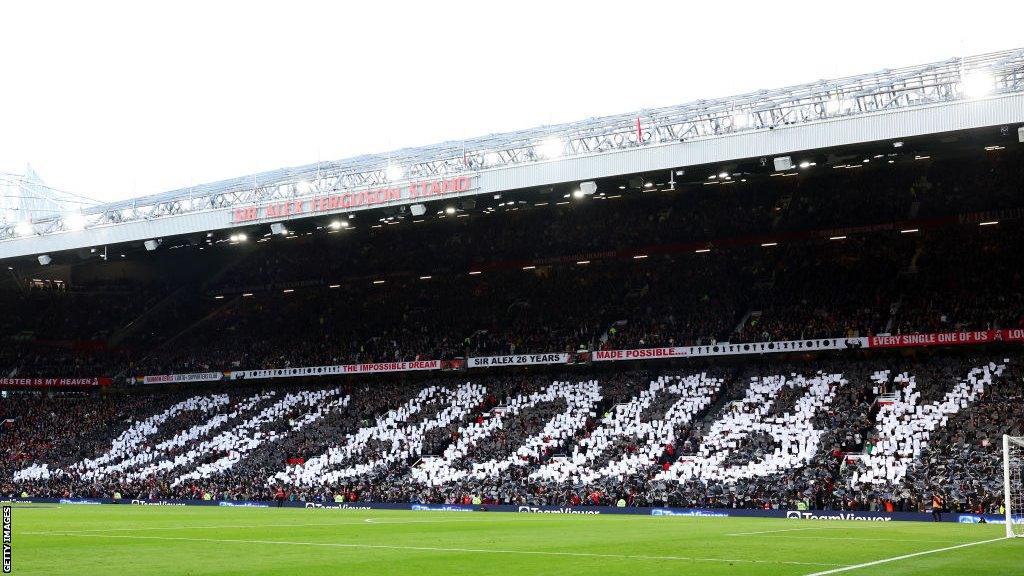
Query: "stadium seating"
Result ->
[[1, 150, 1022, 380], [5, 357, 1019, 514]]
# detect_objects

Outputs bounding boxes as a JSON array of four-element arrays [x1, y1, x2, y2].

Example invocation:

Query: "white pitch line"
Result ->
[[803, 537, 1007, 576], [727, 526, 827, 536], [760, 535, 967, 544], [41, 532, 844, 567], [22, 518, 487, 535]]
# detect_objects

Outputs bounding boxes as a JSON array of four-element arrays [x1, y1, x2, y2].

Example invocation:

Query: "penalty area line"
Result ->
[[803, 537, 1007, 576], [43, 532, 844, 567]]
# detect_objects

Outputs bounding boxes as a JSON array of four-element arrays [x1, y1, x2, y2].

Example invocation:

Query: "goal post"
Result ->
[[1005, 435, 1023, 538]]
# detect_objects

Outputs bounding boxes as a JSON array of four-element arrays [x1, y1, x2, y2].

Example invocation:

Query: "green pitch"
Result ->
[[6, 505, 1018, 575]]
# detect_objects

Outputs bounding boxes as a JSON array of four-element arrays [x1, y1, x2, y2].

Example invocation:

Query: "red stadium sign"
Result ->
[[230, 176, 476, 224]]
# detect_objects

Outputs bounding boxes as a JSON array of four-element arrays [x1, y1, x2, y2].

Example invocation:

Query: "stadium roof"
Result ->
[[2, 47, 1024, 260]]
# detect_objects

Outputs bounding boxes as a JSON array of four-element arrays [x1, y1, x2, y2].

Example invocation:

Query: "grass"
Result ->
[[6, 505, 1018, 575]]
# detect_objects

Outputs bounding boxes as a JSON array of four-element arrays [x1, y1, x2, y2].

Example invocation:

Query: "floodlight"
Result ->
[[65, 213, 87, 231], [537, 137, 563, 159], [962, 70, 994, 98], [14, 221, 33, 236], [385, 164, 404, 182]]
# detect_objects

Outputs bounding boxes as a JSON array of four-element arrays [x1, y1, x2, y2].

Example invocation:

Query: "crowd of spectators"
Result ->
[[0, 150, 1021, 379], [3, 354, 1019, 515]]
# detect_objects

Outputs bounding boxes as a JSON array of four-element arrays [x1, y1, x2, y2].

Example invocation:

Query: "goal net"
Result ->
[[1004, 435, 1024, 537]]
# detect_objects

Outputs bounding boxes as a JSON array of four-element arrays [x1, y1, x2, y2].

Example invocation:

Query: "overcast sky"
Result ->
[[1, 1, 1020, 206]]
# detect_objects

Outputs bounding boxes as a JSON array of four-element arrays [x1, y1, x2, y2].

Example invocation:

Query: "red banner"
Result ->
[[133, 331, 1023, 384], [867, 329, 1024, 348], [231, 359, 441, 380], [593, 347, 689, 361], [0, 377, 111, 388]]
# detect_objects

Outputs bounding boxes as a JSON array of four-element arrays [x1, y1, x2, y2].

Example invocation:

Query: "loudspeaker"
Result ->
[[270, 223, 286, 235], [773, 156, 793, 171], [579, 181, 597, 195], [144, 239, 159, 251], [37, 254, 51, 266], [410, 204, 426, 217]]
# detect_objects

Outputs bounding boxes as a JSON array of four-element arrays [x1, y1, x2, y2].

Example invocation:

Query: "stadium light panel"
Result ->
[[798, 161, 811, 169], [419, 275, 432, 280], [282, 289, 294, 293], [829, 236, 847, 240], [242, 293, 253, 297], [468, 270, 482, 275], [979, 221, 999, 226], [373, 279, 385, 284], [537, 137, 564, 159], [385, 164, 404, 182], [65, 213, 87, 231], [214, 295, 224, 299], [329, 284, 341, 288], [962, 70, 994, 98], [900, 228, 919, 234], [695, 248, 711, 253], [14, 221, 33, 236], [761, 242, 778, 247], [572, 190, 585, 199], [633, 254, 648, 259], [445, 206, 456, 215]]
